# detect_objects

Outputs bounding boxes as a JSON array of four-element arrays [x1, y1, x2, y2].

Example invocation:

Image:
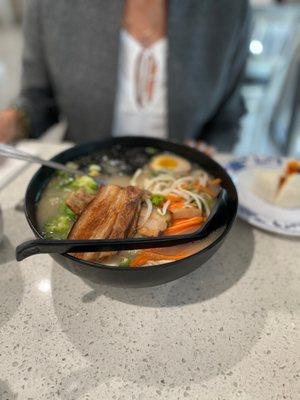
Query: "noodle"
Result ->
[[137, 198, 153, 228], [130, 168, 142, 186]]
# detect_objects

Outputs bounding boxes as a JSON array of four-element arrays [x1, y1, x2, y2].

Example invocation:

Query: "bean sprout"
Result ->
[[137, 198, 153, 228], [180, 189, 203, 212], [144, 174, 175, 190], [196, 194, 211, 216], [130, 168, 142, 186], [139, 167, 216, 217], [157, 200, 171, 216], [168, 189, 190, 200], [171, 177, 194, 189]]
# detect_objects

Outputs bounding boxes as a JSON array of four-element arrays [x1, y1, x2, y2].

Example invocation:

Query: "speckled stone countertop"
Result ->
[[0, 141, 299, 400]]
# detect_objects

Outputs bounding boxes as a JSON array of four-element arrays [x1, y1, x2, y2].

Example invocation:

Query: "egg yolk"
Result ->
[[157, 157, 178, 169]]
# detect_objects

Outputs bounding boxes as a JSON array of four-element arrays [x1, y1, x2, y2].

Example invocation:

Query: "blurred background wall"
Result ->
[[0, 0, 300, 155]]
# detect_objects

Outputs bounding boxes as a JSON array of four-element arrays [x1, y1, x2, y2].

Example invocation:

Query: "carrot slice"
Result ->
[[131, 250, 190, 267], [163, 217, 203, 235], [171, 216, 203, 226], [169, 201, 185, 210], [166, 194, 183, 202]]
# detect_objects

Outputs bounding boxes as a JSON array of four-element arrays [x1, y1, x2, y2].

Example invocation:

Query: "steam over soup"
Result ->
[[37, 146, 222, 267]]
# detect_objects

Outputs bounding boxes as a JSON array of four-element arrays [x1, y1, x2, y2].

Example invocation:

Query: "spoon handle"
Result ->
[[16, 190, 228, 261], [0, 143, 81, 175], [16, 233, 203, 261]]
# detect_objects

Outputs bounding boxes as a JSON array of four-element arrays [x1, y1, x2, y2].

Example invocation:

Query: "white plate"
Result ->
[[225, 155, 300, 237]]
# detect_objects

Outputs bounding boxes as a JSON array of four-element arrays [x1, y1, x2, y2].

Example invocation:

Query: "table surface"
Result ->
[[0, 141, 299, 400]]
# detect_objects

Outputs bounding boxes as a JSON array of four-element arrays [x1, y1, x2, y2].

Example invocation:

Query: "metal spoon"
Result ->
[[0, 143, 83, 175]]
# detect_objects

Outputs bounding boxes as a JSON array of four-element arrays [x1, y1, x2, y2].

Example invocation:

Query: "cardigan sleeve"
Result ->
[[199, 1, 251, 151]]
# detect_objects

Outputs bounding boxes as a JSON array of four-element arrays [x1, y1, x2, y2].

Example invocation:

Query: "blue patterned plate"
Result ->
[[225, 155, 300, 237]]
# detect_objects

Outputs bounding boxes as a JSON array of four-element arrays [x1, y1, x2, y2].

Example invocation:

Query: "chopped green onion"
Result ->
[[150, 194, 166, 207], [88, 164, 101, 172], [70, 175, 98, 194], [145, 147, 158, 155], [150, 170, 163, 177], [66, 162, 79, 170], [119, 257, 131, 267], [44, 215, 73, 239], [51, 172, 75, 189], [88, 164, 101, 177], [59, 203, 77, 221]]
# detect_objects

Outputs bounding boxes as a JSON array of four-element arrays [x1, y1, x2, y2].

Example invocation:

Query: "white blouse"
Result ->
[[113, 30, 168, 139]]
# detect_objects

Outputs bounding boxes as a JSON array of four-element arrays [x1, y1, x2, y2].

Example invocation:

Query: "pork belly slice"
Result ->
[[137, 206, 171, 237], [68, 184, 143, 262], [110, 186, 142, 240], [66, 189, 96, 215]]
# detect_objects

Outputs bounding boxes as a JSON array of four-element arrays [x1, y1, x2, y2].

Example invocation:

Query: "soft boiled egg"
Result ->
[[150, 154, 191, 173]]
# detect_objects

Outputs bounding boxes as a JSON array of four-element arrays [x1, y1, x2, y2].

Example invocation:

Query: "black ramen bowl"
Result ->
[[23, 137, 238, 287]]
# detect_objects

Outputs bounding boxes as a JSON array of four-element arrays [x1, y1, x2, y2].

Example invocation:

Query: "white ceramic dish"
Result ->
[[225, 155, 300, 237]]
